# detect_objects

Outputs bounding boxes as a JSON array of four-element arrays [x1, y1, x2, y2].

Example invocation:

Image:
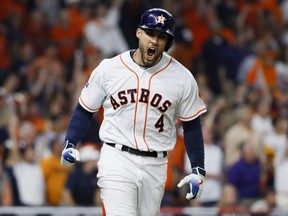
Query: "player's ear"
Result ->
[[136, 28, 141, 39]]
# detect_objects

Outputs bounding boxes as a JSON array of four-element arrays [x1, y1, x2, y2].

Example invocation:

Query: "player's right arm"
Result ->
[[61, 102, 94, 167]]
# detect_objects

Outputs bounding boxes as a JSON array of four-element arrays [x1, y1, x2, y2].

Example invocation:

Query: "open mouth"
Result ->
[[147, 47, 156, 58]]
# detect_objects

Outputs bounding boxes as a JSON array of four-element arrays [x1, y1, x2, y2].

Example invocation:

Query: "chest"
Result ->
[[105, 70, 182, 113], [103, 69, 182, 109]]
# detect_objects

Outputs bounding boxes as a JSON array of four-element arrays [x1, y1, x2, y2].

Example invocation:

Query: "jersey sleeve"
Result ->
[[178, 75, 207, 121], [79, 66, 106, 112]]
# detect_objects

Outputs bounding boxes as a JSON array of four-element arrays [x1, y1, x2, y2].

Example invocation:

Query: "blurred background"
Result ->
[[0, 0, 288, 215]]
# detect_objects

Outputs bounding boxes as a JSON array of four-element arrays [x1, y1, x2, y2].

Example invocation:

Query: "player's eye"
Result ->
[[145, 30, 167, 40], [158, 34, 167, 40], [145, 30, 154, 36]]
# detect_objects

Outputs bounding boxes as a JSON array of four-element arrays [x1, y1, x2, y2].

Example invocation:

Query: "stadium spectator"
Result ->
[[67, 41, 103, 106], [245, 38, 280, 99], [227, 140, 263, 209], [216, 0, 240, 32], [0, 0, 26, 22], [275, 45, 288, 92], [62, 144, 100, 206], [237, 39, 267, 84], [251, 97, 274, 136], [26, 42, 65, 117], [274, 131, 288, 208], [0, 90, 12, 145], [217, 27, 252, 94], [202, 96, 237, 145], [0, 23, 11, 81], [83, 0, 128, 58], [182, 0, 212, 62], [23, 9, 51, 56], [163, 1, 194, 70], [34, 0, 62, 26], [235, 0, 282, 34], [5, 120, 46, 206], [217, 183, 243, 214], [0, 91, 15, 206], [223, 105, 263, 167], [50, 9, 83, 63], [0, 168, 13, 206], [64, 0, 89, 38], [10, 42, 35, 91], [40, 135, 72, 206], [263, 117, 288, 188], [281, 0, 288, 24], [250, 188, 276, 215], [200, 20, 228, 96], [194, 127, 224, 207]]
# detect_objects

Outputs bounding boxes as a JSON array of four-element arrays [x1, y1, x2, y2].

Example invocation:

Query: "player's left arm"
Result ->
[[177, 116, 206, 199]]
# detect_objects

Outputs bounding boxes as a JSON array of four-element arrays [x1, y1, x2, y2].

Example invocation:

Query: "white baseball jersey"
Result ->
[[79, 50, 207, 152]]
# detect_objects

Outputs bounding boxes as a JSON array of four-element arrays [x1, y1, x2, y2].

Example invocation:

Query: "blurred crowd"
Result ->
[[0, 0, 288, 214]]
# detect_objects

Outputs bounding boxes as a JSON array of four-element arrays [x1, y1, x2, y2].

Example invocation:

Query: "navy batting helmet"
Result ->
[[138, 8, 175, 51]]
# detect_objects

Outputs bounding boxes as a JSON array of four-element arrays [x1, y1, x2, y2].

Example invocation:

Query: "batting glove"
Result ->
[[177, 167, 206, 199], [61, 141, 80, 167]]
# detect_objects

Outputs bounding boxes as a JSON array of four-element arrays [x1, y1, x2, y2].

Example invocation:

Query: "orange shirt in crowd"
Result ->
[[40, 155, 72, 205], [0, 0, 26, 21], [182, 0, 212, 60], [0, 36, 11, 69], [67, 6, 88, 37], [246, 58, 277, 88], [50, 24, 82, 63], [236, 0, 282, 28]]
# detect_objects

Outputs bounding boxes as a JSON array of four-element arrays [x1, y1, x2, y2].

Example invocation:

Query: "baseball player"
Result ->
[[61, 8, 207, 216]]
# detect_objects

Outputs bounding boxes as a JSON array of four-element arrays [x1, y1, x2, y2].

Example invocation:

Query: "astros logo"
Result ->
[[156, 15, 166, 25]]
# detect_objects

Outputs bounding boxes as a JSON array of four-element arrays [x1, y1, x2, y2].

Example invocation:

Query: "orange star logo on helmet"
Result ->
[[156, 14, 166, 24]]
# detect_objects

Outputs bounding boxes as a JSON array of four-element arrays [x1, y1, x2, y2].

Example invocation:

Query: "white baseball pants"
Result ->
[[97, 144, 168, 216]]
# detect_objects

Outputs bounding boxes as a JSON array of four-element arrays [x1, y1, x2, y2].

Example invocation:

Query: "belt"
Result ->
[[106, 143, 167, 158]]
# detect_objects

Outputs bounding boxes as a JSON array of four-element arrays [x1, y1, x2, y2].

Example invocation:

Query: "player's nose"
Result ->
[[150, 35, 159, 44]]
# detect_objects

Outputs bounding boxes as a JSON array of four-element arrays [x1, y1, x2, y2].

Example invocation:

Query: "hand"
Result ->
[[177, 167, 205, 199], [61, 141, 80, 167]]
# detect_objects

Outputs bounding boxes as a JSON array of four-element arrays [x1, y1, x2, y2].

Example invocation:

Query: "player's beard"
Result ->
[[139, 44, 162, 67]]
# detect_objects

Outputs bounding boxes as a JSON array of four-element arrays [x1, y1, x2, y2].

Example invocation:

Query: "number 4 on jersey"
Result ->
[[155, 114, 164, 132]]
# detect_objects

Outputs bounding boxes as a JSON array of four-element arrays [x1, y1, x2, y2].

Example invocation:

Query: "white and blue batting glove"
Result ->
[[61, 141, 80, 167], [177, 167, 205, 199]]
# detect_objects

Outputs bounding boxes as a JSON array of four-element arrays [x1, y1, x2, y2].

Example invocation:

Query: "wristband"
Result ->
[[63, 140, 76, 150], [192, 166, 206, 177]]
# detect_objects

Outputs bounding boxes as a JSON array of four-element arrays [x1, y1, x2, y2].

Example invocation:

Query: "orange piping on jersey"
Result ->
[[120, 54, 140, 149], [79, 96, 98, 112], [143, 57, 173, 151], [101, 202, 106, 216], [179, 107, 207, 121]]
